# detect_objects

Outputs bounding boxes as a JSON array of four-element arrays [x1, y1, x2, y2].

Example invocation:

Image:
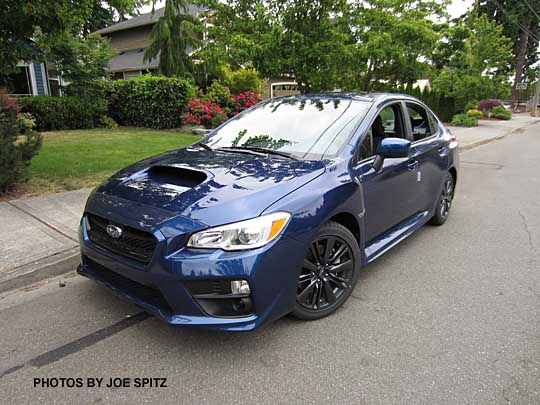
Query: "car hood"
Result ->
[[93, 147, 325, 227]]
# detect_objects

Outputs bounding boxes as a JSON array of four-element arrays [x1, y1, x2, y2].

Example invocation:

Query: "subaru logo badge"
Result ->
[[106, 224, 123, 239]]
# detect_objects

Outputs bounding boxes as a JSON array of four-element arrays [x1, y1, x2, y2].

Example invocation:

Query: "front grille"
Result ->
[[86, 258, 173, 314], [86, 213, 157, 264]]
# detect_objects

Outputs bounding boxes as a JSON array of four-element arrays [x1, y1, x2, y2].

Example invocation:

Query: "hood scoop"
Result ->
[[117, 165, 208, 199], [146, 165, 207, 188]]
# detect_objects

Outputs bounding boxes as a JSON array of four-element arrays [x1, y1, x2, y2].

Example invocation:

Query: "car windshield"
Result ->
[[203, 97, 372, 160]]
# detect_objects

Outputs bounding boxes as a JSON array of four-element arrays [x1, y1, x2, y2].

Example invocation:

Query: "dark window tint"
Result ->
[[359, 103, 405, 161], [427, 111, 439, 134], [406, 103, 432, 141]]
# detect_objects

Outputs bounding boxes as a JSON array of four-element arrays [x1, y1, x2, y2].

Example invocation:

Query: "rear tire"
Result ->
[[291, 221, 360, 321], [430, 172, 454, 226]]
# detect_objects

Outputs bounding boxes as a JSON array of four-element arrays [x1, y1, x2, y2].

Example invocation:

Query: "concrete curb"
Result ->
[[460, 120, 540, 151], [0, 248, 80, 294]]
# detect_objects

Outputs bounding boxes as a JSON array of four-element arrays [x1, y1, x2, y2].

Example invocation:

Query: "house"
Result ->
[[93, 5, 205, 80], [4, 40, 63, 97]]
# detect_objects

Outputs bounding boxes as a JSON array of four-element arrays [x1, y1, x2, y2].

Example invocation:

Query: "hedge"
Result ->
[[108, 76, 195, 129], [20, 96, 107, 131]]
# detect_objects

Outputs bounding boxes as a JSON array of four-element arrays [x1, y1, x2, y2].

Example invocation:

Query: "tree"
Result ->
[[0, 0, 148, 78], [36, 33, 113, 91], [477, 0, 540, 102], [202, 0, 446, 93], [349, 0, 447, 91], [432, 12, 513, 107], [144, 0, 203, 77]]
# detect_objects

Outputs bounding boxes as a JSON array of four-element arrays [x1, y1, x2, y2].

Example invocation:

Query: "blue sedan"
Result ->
[[77, 93, 459, 331]]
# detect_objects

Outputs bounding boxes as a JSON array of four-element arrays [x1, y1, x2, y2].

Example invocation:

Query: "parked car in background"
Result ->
[[78, 93, 459, 331]]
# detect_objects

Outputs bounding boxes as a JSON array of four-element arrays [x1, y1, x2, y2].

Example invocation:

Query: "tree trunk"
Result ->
[[512, 28, 529, 108]]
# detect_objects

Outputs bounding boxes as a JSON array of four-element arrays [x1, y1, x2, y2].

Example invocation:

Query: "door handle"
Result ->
[[407, 160, 419, 171], [437, 146, 445, 154]]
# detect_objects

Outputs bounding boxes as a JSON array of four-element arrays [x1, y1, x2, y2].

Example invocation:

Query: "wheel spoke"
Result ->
[[302, 258, 317, 272], [328, 273, 349, 290], [329, 244, 348, 264], [309, 242, 322, 265], [297, 280, 317, 301], [323, 279, 337, 304], [322, 237, 336, 265], [297, 273, 312, 284], [327, 259, 353, 275], [311, 281, 322, 309]]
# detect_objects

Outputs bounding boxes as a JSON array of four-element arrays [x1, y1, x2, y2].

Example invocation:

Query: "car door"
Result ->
[[352, 102, 419, 243], [404, 101, 447, 212]]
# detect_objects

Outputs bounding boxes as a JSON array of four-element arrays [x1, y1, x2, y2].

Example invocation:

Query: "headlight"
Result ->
[[187, 212, 291, 251]]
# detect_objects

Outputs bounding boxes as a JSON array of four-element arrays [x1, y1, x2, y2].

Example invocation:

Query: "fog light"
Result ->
[[231, 280, 250, 295]]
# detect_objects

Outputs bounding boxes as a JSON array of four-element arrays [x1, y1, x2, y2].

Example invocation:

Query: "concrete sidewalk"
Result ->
[[447, 113, 539, 150], [0, 189, 90, 293], [0, 114, 538, 293]]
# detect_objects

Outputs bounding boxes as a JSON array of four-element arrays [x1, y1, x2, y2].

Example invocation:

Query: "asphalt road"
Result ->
[[1, 125, 539, 404]]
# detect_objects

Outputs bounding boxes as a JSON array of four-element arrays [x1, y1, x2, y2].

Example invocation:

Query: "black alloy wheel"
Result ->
[[430, 172, 455, 226], [292, 221, 360, 320]]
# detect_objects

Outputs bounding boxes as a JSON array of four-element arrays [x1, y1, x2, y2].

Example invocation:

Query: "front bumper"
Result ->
[[78, 216, 305, 331]]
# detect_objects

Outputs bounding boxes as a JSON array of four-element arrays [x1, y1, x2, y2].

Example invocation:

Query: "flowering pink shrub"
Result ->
[[182, 92, 262, 129], [229, 91, 262, 115], [182, 100, 227, 129]]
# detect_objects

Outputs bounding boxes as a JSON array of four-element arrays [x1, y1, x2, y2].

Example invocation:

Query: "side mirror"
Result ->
[[372, 138, 411, 171]]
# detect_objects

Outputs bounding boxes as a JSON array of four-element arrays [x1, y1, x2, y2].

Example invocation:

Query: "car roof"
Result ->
[[273, 92, 422, 104]]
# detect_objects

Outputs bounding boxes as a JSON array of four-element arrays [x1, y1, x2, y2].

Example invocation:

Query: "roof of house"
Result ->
[[108, 49, 159, 72], [93, 5, 205, 35]]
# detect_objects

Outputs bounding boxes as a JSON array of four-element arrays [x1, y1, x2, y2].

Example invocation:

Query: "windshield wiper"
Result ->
[[216, 147, 267, 157], [224, 146, 298, 160], [194, 142, 213, 151]]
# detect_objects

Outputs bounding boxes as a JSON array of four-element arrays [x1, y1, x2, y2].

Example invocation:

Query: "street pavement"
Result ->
[[0, 124, 539, 403]]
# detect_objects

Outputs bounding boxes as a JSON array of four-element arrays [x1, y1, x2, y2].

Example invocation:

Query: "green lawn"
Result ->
[[28, 127, 201, 194]]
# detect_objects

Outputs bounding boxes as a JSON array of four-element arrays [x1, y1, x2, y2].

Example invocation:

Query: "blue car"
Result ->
[[78, 93, 459, 331]]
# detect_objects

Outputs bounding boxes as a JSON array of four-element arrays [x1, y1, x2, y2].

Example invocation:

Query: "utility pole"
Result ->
[[531, 75, 540, 117]]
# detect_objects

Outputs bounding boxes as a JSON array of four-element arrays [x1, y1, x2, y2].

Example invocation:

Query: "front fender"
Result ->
[[262, 162, 366, 263]]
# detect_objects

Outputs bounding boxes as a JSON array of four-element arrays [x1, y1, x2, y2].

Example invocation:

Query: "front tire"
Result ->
[[291, 221, 360, 320], [430, 172, 454, 226]]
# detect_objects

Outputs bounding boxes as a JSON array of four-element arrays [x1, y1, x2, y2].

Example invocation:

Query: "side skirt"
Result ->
[[365, 210, 431, 263]]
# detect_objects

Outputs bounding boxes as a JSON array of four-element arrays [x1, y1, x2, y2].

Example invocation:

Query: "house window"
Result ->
[[123, 70, 141, 79], [9, 66, 33, 96], [112, 72, 124, 80], [47, 63, 62, 96]]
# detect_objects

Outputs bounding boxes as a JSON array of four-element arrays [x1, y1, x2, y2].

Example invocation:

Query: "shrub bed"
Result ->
[[491, 105, 512, 120], [20, 96, 107, 131], [451, 113, 478, 127]]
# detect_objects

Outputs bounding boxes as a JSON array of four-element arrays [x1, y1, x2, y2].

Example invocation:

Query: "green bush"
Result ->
[[20, 96, 107, 131], [465, 99, 479, 111], [466, 109, 483, 119], [0, 90, 43, 193], [491, 105, 512, 120], [202, 81, 231, 107], [451, 113, 478, 127], [109, 76, 196, 129], [225, 68, 263, 94]]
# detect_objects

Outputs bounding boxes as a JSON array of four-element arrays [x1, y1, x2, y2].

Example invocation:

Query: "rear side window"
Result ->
[[406, 102, 432, 141]]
